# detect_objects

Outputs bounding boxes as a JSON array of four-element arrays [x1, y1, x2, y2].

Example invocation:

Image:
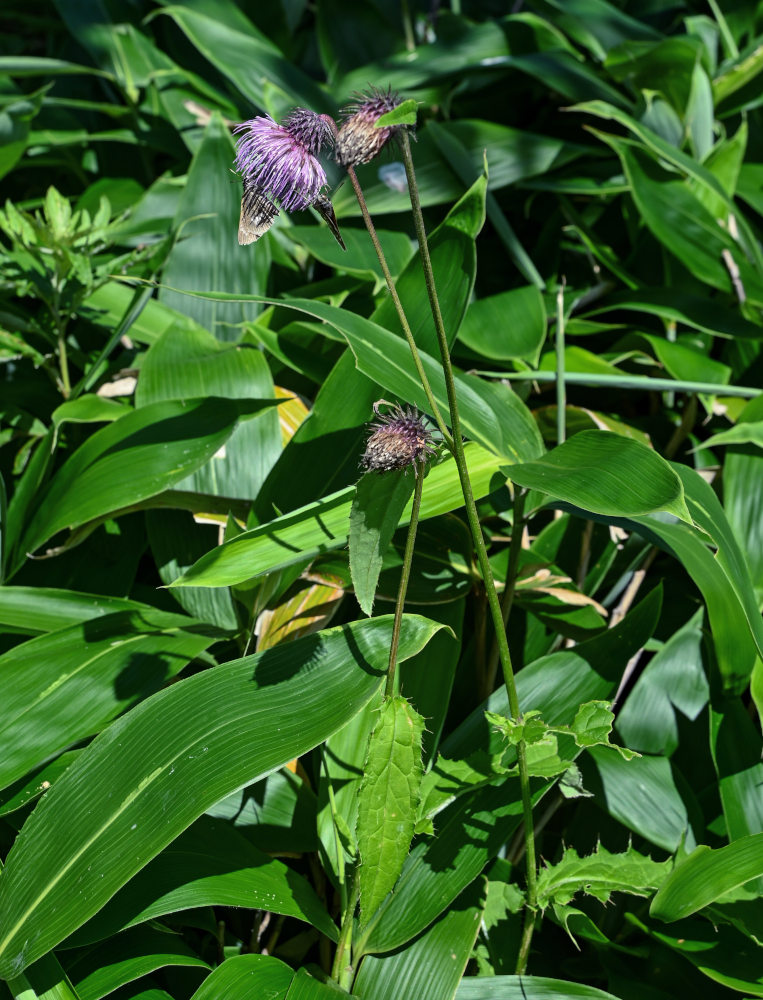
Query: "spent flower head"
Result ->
[[336, 87, 402, 168], [233, 109, 336, 212], [360, 401, 436, 474]]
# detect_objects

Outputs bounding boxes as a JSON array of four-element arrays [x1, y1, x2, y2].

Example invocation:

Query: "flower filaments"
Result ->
[[336, 87, 402, 168], [233, 109, 336, 212], [360, 402, 436, 474]]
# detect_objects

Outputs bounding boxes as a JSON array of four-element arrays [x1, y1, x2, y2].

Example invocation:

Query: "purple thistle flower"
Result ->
[[360, 402, 436, 475], [336, 87, 402, 168], [233, 109, 336, 213]]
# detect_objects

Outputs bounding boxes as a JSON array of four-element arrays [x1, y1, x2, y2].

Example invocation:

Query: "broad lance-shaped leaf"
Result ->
[[354, 879, 486, 1000], [357, 697, 425, 923], [188, 954, 294, 1000], [140, 283, 544, 465], [507, 430, 690, 522], [0, 614, 446, 979], [350, 470, 414, 616], [66, 925, 208, 1000], [171, 443, 503, 589], [17, 396, 276, 559], [455, 976, 627, 999], [0, 607, 221, 792], [64, 815, 338, 946], [650, 833, 763, 922]]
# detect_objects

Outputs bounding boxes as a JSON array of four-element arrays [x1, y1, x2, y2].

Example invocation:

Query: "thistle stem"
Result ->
[[555, 279, 566, 445], [485, 487, 527, 698], [332, 868, 360, 988], [398, 128, 538, 973], [346, 166, 453, 449], [386, 469, 424, 697]]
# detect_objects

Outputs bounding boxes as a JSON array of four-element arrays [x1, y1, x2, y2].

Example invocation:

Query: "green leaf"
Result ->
[[357, 697, 425, 922], [536, 845, 670, 910], [595, 134, 763, 304], [631, 912, 763, 996], [508, 430, 690, 521], [349, 470, 415, 615], [570, 701, 633, 755], [458, 285, 546, 363], [651, 834, 763, 921], [17, 397, 275, 559], [135, 319, 282, 500], [66, 925, 208, 1000], [0, 751, 81, 818], [0, 586, 148, 635], [6, 951, 81, 1000], [697, 421, 763, 451], [188, 954, 293, 1000], [0, 608, 220, 791], [723, 395, 763, 595], [51, 396, 132, 433], [0, 614, 444, 978], [171, 443, 504, 589], [375, 99, 417, 127], [714, 40, 763, 104], [354, 879, 486, 1000], [160, 6, 330, 113], [146, 282, 544, 464], [617, 610, 707, 755], [65, 815, 337, 945], [588, 747, 695, 852], [455, 976, 627, 999]]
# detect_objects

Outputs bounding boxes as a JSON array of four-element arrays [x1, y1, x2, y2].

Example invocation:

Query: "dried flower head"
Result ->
[[233, 109, 336, 212], [360, 402, 436, 474], [336, 87, 402, 168]]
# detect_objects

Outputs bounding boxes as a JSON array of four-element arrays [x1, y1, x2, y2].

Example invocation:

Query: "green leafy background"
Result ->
[[0, 2, 761, 999]]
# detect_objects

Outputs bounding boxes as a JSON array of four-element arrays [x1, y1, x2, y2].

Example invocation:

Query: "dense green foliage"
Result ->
[[1, 2, 762, 999]]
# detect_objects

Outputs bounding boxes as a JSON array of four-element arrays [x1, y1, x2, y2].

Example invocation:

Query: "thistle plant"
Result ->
[[337, 87, 539, 975]]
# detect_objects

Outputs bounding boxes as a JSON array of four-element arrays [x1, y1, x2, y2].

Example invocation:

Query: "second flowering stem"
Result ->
[[398, 128, 538, 974]]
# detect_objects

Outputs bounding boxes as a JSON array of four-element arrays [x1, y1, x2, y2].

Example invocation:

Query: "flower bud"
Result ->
[[360, 402, 436, 474], [336, 87, 402, 168]]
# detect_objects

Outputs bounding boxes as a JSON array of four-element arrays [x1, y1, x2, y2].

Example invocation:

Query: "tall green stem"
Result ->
[[555, 280, 566, 445], [485, 488, 527, 698], [398, 129, 537, 973], [386, 469, 425, 697], [332, 868, 360, 988], [346, 166, 452, 449]]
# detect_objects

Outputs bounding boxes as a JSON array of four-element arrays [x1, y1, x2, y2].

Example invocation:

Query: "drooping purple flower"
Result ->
[[336, 87, 402, 168], [233, 109, 336, 213], [360, 402, 436, 474]]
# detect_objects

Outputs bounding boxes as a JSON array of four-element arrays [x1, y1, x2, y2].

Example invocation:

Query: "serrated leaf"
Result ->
[[570, 701, 616, 747], [524, 734, 569, 778], [485, 709, 548, 745], [537, 845, 671, 911], [357, 697, 425, 923], [349, 470, 414, 615]]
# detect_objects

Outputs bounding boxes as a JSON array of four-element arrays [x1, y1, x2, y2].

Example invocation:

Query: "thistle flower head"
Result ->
[[233, 109, 336, 212], [336, 87, 402, 168], [360, 402, 436, 474]]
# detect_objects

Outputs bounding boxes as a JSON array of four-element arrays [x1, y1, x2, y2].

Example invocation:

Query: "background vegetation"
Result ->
[[0, 1, 762, 999]]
